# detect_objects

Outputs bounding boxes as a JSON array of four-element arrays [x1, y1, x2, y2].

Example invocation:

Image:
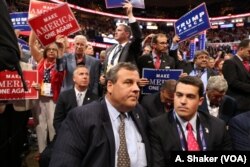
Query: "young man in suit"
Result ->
[[53, 65, 99, 132], [49, 62, 151, 167], [222, 39, 250, 114], [56, 35, 100, 95], [140, 79, 177, 119], [199, 76, 236, 124], [99, 1, 142, 83], [228, 111, 250, 151], [149, 76, 231, 166]]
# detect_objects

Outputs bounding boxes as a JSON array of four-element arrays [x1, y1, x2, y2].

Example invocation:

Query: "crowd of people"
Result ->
[[1, 1, 250, 167]]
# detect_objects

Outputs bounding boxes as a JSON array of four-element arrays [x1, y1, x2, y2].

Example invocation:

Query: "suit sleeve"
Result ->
[[149, 119, 166, 167], [92, 60, 100, 95], [49, 108, 89, 167], [53, 93, 67, 133], [129, 22, 142, 63], [223, 59, 250, 93], [228, 115, 250, 150]]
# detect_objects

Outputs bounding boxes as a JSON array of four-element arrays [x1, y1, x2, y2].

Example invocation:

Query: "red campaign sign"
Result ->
[[28, 0, 58, 19], [0, 70, 38, 100], [28, 3, 80, 46]]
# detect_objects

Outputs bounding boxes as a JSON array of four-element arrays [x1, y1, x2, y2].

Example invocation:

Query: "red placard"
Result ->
[[28, 3, 80, 46], [28, 0, 57, 19], [0, 70, 38, 100]]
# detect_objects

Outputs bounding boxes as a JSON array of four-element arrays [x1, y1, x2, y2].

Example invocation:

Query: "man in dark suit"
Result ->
[[102, 1, 142, 74], [141, 79, 177, 119], [49, 62, 151, 167], [53, 65, 99, 132], [40, 65, 98, 167], [222, 39, 250, 114], [179, 50, 218, 94], [228, 111, 250, 151], [199, 76, 236, 124], [149, 76, 231, 166], [137, 33, 176, 74]]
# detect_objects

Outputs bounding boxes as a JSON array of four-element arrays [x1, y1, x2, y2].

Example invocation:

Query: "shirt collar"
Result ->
[[175, 110, 198, 133], [74, 87, 87, 97], [105, 96, 129, 122]]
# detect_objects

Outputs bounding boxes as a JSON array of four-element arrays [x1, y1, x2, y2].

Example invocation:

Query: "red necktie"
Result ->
[[186, 123, 200, 151], [154, 55, 161, 69], [243, 60, 249, 72]]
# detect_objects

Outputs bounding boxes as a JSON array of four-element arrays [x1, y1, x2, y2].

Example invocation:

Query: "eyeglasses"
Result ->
[[47, 48, 58, 52]]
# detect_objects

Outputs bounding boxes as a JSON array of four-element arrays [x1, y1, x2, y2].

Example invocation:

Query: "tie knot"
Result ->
[[117, 45, 122, 50], [78, 92, 82, 97], [186, 123, 193, 131], [119, 113, 126, 121]]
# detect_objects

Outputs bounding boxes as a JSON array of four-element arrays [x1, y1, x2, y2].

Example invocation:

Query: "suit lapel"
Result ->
[[198, 112, 210, 149], [71, 89, 78, 107], [234, 56, 250, 78], [101, 99, 115, 167], [82, 89, 93, 105], [118, 43, 128, 62], [168, 112, 187, 150]]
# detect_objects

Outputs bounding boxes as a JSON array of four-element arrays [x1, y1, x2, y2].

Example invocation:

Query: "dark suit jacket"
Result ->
[[228, 111, 250, 151], [222, 56, 250, 112], [141, 92, 165, 119], [103, 22, 142, 74], [49, 99, 151, 167], [199, 95, 237, 124], [149, 110, 232, 166], [137, 53, 175, 75], [53, 88, 98, 133]]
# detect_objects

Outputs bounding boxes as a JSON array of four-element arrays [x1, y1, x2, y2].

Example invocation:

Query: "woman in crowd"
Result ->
[[29, 31, 65, 156]]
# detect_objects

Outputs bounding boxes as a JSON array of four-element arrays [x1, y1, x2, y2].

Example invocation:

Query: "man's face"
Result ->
[[174, 83, 203, 121], [114, 25, 129, 43], [239, 43, 250, 60], [73, 67, 90, 89], [143, 46, 152, 55], [153, 36, 168, 54], [85, 45, 94, 56], [74, 38, 87, 55], [207, 89, 225, 107], [195, 54, 209, 69], [107, 68, 140, 112]]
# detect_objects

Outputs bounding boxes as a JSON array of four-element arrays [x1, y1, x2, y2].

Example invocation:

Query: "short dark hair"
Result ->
[[151, 33, 167, 45], [238, 39, 250, 49], [160, 79, 177, 94], [105, 62, 139, 84], [175, 76, 204, 97], [118, 24, 132, 38]]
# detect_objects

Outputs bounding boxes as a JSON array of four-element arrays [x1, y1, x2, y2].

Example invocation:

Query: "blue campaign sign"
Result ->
[[174, 3, 210, 42], [10, 12, 31, 31], [105, 0, 145, 9], [142, 68, 183, 94]]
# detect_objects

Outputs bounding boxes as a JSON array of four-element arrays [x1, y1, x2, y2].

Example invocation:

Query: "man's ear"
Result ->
[[106, 80, 113, 93], [198, 97, 204, 106]]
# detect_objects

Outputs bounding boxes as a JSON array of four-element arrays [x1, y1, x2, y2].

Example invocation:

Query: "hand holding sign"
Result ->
[[55, 34, 66, 58], [123, 0, 133, 17]]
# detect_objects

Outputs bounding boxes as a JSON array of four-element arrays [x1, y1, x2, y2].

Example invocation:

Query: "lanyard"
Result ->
[[173, 112, 207, 151]]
